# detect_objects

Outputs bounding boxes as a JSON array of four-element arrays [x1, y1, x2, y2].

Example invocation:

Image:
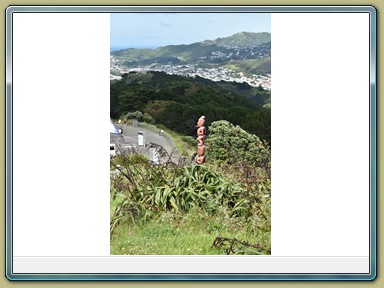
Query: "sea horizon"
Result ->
[[110, 45, 158, 52]]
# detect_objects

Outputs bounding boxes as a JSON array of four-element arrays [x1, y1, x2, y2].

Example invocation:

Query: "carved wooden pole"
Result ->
[[196, 116, 206, 164]]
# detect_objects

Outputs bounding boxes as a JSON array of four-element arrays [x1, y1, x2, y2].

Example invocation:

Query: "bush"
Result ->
[[110, 150, 270, 235], [110, 143, 271, 255], [142, 112, 155, 124], [124, 111, 143, 121], [123, 110, 156, 124], [205, 120, 270, 167]]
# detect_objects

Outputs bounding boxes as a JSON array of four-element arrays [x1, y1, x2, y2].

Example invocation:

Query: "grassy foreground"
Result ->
[[111, 197, 270, 255], [110, 120, 271, 255], [110, 161, 271, 255]]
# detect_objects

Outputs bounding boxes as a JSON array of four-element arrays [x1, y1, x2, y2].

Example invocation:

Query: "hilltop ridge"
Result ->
[[111, 31, 271, 81], [111, 32, 270, 70], [201, 32, 271, 47]]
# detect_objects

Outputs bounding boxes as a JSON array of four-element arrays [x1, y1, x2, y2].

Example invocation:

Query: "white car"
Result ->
[[110, 140, 116, 156]]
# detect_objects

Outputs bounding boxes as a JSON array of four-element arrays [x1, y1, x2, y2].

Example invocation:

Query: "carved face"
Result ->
[[197, 126, 206, 136], [196, 155, 205, 164]]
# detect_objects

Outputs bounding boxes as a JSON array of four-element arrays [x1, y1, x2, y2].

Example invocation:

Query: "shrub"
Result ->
[[205, 120, 270, 167]]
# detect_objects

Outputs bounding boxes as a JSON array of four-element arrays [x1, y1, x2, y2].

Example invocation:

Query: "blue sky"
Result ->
[[110, 13, 270, 50]]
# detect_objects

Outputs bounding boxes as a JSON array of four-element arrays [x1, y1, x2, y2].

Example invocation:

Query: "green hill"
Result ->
[[225, 57, 271, 75], [202, 32, 271, 47], [111, 32, 271, 75], [111, 71, 271, 142]]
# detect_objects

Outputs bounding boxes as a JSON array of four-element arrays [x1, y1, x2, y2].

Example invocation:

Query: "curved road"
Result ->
[[111, 123, 181, 163]]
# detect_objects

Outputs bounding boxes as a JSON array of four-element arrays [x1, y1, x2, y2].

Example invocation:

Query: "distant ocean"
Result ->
[[110, 45, 158, 52]]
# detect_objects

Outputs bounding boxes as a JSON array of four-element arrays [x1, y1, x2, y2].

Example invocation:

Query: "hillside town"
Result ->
[[110, 55, 271, 90]]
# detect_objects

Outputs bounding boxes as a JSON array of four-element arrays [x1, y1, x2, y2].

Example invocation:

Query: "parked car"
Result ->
[[110, 140, 116, 156]]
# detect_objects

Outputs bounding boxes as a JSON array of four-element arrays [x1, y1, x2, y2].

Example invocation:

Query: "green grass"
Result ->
[[160, 127, 195, 157], [110, 207, 263, 255], [109, 132, 271, 256], [111, 220, 219, 255], [110, 192, 124, 218]]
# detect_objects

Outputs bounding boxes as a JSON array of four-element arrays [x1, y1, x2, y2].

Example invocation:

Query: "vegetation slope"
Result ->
[[111, 71, 271, 142]]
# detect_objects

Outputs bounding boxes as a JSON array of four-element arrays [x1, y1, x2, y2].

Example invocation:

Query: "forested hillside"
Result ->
[[110, 71, 271, 142]]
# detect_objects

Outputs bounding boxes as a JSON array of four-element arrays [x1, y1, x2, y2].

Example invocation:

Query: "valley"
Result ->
[[110, 32, 271, 90]]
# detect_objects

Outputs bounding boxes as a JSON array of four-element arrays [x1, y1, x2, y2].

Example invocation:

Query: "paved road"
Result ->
[[111, 123, 181, 163]]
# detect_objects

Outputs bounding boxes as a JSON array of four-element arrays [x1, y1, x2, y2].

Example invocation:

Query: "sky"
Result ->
[[110, 13, 271, 50]]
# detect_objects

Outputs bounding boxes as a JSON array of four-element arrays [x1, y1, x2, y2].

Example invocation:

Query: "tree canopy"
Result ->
[[110, 71, 271, 142]]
